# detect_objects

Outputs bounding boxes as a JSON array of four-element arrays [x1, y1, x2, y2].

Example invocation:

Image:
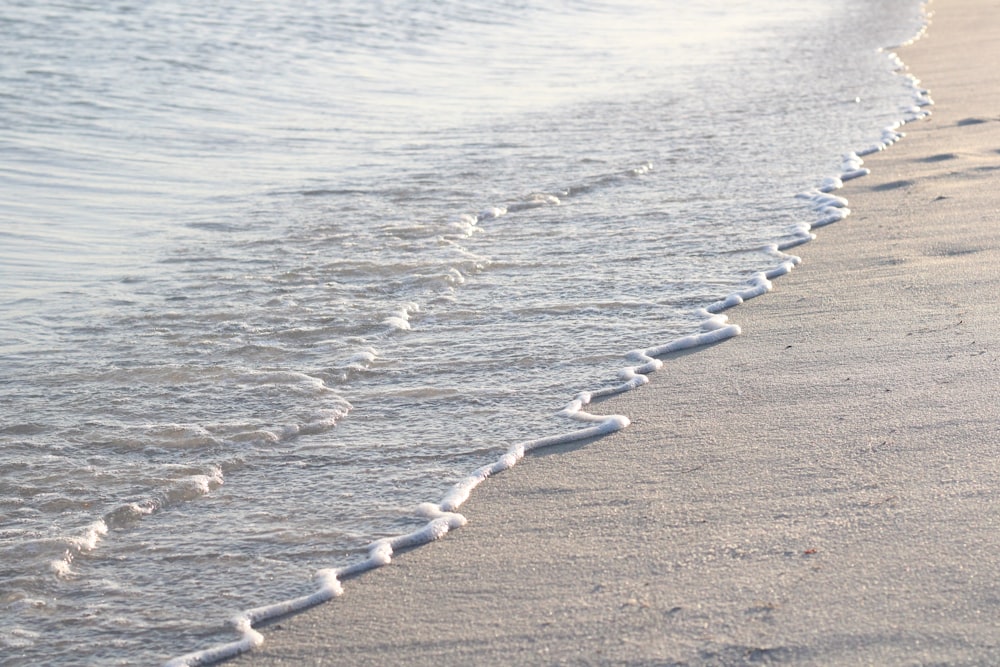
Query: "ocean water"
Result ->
[[0, 0, 930, 664]]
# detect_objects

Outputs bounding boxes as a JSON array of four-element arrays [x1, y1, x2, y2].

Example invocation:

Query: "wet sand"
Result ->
[[228, 1, 1000, 664]]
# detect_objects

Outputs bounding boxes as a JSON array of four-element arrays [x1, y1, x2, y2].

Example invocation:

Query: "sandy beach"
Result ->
[[226, 1, 999, 664]]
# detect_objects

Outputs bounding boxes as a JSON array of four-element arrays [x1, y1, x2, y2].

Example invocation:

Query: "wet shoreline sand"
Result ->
[[226, 1, 1000, 664]]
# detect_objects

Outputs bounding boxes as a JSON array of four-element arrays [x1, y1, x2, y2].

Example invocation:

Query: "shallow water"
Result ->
[[0, 0, 928, 663]]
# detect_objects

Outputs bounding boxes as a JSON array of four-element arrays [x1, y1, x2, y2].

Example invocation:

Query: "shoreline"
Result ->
[[220, 0, 1000, 664]]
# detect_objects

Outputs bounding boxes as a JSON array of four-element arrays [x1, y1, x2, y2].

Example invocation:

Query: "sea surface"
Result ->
[[1, 0, 929, 664]]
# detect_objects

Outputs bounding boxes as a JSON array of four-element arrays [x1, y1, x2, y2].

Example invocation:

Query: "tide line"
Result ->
[[163, 311, 743, 667], [165, 64, 936, 665], [161, 158, 852, 667]]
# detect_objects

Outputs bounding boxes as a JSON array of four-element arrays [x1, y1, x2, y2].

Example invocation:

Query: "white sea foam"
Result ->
[[345, 347, 378, 366], [774, 223, 816, 251], [335, 347, 379, 382], [857, 46, 934, 156], [50, 519, 108, 578], [382, 302, 420, 331], [478, 206, 507, 220], [627, 161, 653, 176], [244, 370, 330, 392], [798, 187, 853, 228], [164, 304, 747, 666], [450, 213, 480, 235], [506, 193, 561, 212]]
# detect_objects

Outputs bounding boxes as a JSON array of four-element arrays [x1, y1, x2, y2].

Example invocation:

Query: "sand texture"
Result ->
[[227, 1, 999, 664]]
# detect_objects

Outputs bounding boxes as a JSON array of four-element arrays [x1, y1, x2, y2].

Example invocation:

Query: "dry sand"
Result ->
[[229, 0, 1000, 664]]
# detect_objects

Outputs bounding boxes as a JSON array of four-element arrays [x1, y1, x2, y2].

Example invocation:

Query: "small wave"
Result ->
[[344, 347, 378, 367], [270, 411, 348, 438], [477, 206, 507, 220], [626, 161, 653, 176], [505, 192, 561, 212], [1, 625, 42, 650], [382, 302, 420, 331], [463, 162, 652, 235], [50, 519, 108, 578], [449, 213, 480, 236], [144, 423, 221, 449], [444, 267, 465, 286], [49, 467, 225, 578], [332, 347, 380, 382], [241, 369, 331, 392]]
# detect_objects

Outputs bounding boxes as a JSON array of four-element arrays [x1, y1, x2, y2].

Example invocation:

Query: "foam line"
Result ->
[[165, 14, 937, 662], [163, 300, 739, 666], [161, 217, 800, 666]]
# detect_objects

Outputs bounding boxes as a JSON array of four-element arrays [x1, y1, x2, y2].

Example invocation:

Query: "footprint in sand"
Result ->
[[871, 179, 917, 191], [919, 152, 959, 162]]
